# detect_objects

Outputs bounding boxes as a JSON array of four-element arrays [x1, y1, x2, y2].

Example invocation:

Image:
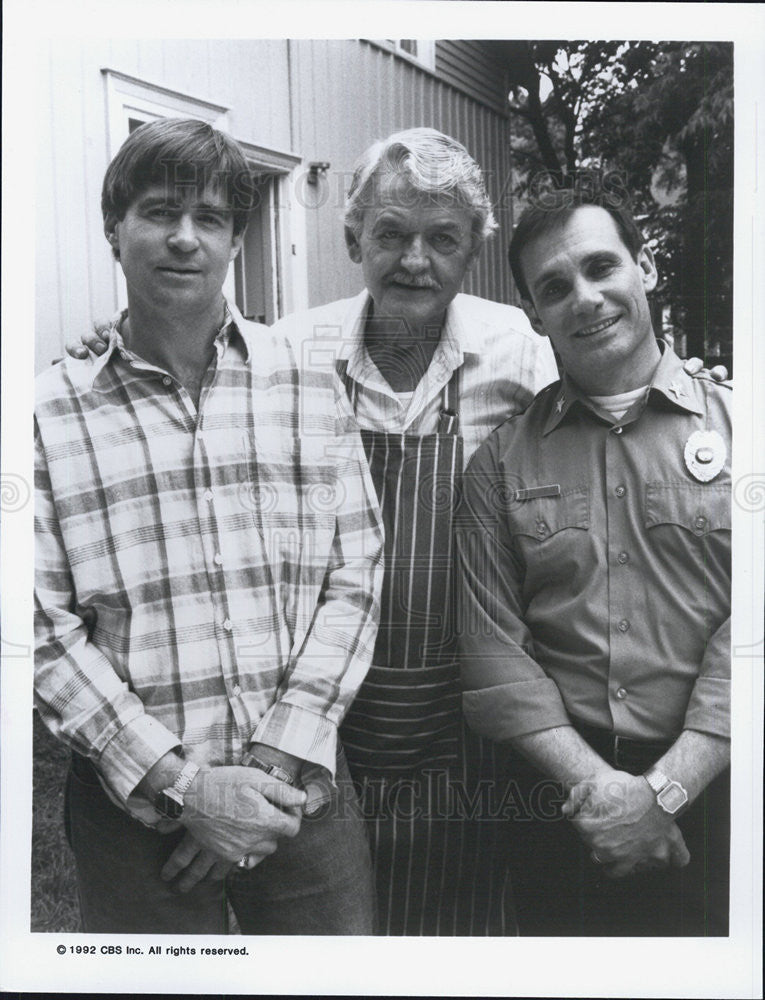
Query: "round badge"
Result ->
[[684, 430, 726, 482]]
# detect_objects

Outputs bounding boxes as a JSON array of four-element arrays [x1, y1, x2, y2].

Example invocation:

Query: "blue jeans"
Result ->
[[64, 747, 376, 934]]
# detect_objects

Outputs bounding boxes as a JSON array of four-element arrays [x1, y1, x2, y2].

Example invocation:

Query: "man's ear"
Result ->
[[345, 226, 362, 264], [638, 244, 658, 293], [521, 297, 546, 336], [464, 237, 482, 273], [229, 231, 245, 262], [104, 216, 121, 261]]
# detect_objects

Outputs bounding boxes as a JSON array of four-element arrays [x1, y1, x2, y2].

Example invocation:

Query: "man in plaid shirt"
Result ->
[[34, 119, 383, 934]]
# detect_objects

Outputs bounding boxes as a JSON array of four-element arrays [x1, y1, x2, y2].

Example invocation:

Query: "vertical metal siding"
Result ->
[[294, 39, 515, 310], [38, 38, 517, 372], [436, 41, 510, 115]]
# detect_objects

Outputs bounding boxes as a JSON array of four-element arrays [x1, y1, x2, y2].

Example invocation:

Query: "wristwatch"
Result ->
[[644, 766, 689, 816], [154, 761, 200, 819], [241, 750, 296, 786]]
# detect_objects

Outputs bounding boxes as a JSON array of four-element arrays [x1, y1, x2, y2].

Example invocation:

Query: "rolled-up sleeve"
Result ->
[[457, 434, 570, 741], [683, 616, 730, 738]]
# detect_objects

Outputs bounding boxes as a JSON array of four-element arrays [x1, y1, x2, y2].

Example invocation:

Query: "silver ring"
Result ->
[[591, 851, 602, 865], [237, 855, 250, 869]]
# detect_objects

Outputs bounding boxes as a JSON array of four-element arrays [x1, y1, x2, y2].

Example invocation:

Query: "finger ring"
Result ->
[[591, 851, 602, 864], [237, 855, 250, 869]]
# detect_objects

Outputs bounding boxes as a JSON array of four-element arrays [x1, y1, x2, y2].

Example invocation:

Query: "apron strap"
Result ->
[[438, 365, 461, 435]]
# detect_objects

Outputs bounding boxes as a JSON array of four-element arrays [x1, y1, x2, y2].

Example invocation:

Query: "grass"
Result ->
[[31, 712, 81, 932]]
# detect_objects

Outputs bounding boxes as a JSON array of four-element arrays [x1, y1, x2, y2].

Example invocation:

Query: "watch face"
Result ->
[[658, 782, 687, 814], [156, 789, 183, 820]]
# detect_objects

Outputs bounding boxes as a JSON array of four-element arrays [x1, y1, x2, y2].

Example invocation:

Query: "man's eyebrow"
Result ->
[[136, 195, 231, 213], [371, 213, 463, 232]]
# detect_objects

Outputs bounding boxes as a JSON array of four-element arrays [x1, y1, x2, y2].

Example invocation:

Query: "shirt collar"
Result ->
[[90, 298, 244, 391], [542, 340, 704, 435], [343, 288, 470, 387]]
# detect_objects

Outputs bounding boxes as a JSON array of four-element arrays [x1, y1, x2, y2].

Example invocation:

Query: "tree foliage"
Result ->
[[503, 41, 733, 364]]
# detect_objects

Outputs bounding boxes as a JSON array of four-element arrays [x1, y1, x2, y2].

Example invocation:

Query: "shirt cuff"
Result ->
[[463, 679, 571, 741], [97, 713, 182, 807], [251, 702, 338, 778], [683, 677, 731, 739]]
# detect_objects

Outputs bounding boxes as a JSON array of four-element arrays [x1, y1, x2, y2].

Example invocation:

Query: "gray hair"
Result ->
[[344, 127, 498, 244]]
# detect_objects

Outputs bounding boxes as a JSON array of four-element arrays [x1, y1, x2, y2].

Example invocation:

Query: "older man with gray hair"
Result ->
[[272, 127, 557, 935]]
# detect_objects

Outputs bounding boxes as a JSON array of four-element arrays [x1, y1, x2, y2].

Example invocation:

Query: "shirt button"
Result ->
[[536, 522, 549, 538], [615, 485, 626, 498], [162, 376, 172, 386], [612, 426, 623, 435], [616, 687, 628, 700], [214, 552, 223, 565], [694, 515, 708, 532], [232, 685, 242, 697], [204, 490, 214, 502], [617, 551, 629, 564], [222, 618, 232, 631], [618, 619, 630, 632]]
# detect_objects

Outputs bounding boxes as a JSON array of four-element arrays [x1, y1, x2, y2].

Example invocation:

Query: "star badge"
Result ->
[[668, 380, 685, 399]]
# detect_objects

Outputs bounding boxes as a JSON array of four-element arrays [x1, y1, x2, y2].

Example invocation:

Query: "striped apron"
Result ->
[[339, 364, 514, 936]]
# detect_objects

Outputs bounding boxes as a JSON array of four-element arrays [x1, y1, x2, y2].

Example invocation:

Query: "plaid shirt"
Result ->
[[273, 290, 558, 465], [35, 304, 383, 823]]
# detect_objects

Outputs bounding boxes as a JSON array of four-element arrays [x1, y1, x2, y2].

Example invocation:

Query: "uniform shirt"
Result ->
[[35, 304, 384, 823], [271, 290, 558, 465], [458, 344, 731, 743]]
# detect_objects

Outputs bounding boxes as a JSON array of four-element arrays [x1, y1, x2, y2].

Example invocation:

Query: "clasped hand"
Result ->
[[562, 769, 690, 879], [161, 765, 305, 892]]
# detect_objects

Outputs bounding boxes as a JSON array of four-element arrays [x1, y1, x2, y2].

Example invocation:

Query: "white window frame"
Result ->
[[102, 69, 231, 158], [375, 39, 436, 71]]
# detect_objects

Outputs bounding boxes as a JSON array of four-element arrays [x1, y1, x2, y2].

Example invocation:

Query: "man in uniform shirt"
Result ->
[[457, 176, 731, 936], [35, 119, 383, 934]]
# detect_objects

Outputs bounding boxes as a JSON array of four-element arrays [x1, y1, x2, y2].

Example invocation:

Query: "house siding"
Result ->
[[36, 38, 515, 373], [435, 40, 511, 115]]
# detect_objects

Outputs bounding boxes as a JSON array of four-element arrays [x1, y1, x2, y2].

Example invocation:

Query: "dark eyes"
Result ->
[[378, 230, 405, 244], [540, 260, 618, 300], [376, 231, 459, 250], [589, 260, 616, 277], [431, 233, 458, 249], [540, 281, 567, 301], [146, 208, 226, 226]]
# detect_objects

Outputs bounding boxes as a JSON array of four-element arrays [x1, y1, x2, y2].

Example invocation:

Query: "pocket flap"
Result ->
[[645, 483, 730, 535], [512, 485, 589, 540]]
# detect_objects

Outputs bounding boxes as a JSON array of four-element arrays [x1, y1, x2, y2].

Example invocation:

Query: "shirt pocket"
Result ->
[[510, 485, 591, 586], [643, 482, 731, 590], [644, 482, 730, 536]]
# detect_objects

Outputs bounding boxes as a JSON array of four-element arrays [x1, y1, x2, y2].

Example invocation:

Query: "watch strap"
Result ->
[[241, 751, 296, 786], [154, 760, 200, 817], [644, 767, 671, 795]]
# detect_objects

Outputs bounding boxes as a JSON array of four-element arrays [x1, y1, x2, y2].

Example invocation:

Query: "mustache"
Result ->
[[388, 273, 441, 290]]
